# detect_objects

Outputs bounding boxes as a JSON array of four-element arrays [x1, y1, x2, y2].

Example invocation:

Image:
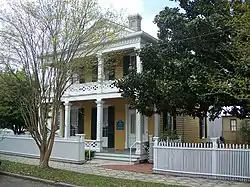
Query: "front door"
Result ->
[[128, 109, 136, 148], [107, 106, 115, 148], [102, 106, 115, 148], [78, 108, 84, 134]]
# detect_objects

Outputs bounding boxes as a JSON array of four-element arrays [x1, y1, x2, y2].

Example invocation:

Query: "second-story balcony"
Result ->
[[63, 49, 140, 99], [64, 80, 119, 97]]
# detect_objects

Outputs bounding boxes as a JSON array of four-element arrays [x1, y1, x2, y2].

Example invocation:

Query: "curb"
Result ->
[[0, 171, 81, 187]]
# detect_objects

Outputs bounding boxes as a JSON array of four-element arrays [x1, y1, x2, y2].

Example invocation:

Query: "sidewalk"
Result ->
[[0, 154, 249, 187]]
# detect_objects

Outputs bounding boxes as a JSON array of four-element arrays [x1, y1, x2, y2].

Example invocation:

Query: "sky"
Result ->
[[0, 0, 180, 38], [99, 0, 179, 38]]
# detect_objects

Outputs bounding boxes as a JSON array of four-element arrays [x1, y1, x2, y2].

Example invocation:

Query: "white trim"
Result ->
[[62, 92, 122, 102]]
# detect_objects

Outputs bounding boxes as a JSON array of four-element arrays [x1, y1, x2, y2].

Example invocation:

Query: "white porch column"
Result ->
[[135, 53, 144, 155], [154, 107, 160, 137], [136, 54, 143, 72], [64, 101, 72, 138], [97, 53, 104, 82], [59, 107, 64, 137], [96, 99, 104, 152], [135, 110, 144, 155]]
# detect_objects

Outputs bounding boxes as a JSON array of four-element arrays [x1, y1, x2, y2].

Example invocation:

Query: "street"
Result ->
[[0, 175, 56, 187]]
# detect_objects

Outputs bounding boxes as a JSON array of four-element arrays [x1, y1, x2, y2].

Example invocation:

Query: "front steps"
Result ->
[[94, 152, 141, 163]]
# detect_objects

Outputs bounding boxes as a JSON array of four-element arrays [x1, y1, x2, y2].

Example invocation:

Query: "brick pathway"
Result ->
[[0, 154, 249, 187], [102, 163, 153, 174]]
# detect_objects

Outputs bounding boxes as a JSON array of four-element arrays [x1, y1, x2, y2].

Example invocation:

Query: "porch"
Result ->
[[58, 98, 161, 158]]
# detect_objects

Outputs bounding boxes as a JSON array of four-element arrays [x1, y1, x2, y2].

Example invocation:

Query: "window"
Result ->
[[70, 108, 78, 136], [78, 67, 85, 83], [230, 119, 237, 131], [70, 74, 79, 84], [199, 117, 207, 139], [103, 108, 108, 137], [130, 113, 136, 134], [92, 58, 98, 82], [104, 58, 115, 80], [129, 56, 136, 71]]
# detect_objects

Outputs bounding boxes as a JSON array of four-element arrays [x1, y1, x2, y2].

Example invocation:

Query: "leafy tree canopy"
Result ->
[[0, 70, 28, 129], [117, 0, 250, 120]]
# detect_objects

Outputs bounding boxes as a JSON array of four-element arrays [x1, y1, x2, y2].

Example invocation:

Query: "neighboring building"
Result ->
[[221, 116, 250, 144], [207, 109, 250, 144]]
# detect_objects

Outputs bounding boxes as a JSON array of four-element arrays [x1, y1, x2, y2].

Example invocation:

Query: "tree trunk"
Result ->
[[39, 143, 50, 168], [39, 127, 56, 168]]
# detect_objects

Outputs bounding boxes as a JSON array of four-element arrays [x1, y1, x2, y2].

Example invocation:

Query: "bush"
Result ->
[[240, 120, 250, 144], [85, 150, 95, 160], [160, 130, 179, 141]]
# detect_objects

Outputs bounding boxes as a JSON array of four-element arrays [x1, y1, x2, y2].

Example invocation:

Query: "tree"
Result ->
[[240, 120, 250, 144], [0, 71, 26, 131], [116, 0, 249, 119], [208, 2, 250, 118], [0, 0, 123, 167]]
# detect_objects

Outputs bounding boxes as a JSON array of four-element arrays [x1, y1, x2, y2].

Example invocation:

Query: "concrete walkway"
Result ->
[[0, 154, 249, 187]]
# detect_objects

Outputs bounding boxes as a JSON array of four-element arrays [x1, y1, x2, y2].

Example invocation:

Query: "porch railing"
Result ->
[[65, 80, 119, 96]]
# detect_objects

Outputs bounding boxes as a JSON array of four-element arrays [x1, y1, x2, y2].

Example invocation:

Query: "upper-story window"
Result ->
[[123, 55, 137, 76], [78, 67, 85, 83], [92, 60, 98, 82], [104, 58, 115, 80], [230, 119, 237, 131]]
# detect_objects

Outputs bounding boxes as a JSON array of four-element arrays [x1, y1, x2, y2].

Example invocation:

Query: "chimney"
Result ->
[[128, 14, 142, 31]]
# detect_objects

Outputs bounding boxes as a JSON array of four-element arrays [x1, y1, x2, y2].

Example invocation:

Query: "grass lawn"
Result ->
[[0, 160, 185, 187]]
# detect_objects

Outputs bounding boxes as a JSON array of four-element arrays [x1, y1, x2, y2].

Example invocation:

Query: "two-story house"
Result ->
[[56, 14, 211, 161], [57, 14, 157, 158]]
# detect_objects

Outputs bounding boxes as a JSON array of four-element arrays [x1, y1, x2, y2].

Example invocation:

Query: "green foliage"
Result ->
[[160, 130, 179, 140], [85, 150, 95, 160], [0, 70, 29, 129], [117, 0, 250, 120], [240, 120, 250, 144]]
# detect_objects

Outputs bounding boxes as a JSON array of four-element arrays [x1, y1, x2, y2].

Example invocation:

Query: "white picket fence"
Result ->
[[153, 137, 250, 181]]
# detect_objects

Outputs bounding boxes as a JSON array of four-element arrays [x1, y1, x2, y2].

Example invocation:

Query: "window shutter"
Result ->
[[91, 107, 97, 140], [123, 56, 130, 76], [163, 108, 169, 132], [199, 118, 203, 139]]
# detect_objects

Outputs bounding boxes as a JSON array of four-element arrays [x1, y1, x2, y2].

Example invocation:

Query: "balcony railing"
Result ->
[[64, 80, 119, 96]]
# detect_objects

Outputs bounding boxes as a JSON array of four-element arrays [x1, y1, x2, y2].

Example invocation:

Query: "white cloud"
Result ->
[[99, 0, 144, 15], [98, 0, 157, 38]]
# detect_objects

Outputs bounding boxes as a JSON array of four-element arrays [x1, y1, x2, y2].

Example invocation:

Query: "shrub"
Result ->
[[240, 120, 250, 144], [85, 150, 95, 160], [160, 130, 179, 141]]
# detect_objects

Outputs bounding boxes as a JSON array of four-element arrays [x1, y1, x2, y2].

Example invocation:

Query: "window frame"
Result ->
[[230, 119, 237, 131]]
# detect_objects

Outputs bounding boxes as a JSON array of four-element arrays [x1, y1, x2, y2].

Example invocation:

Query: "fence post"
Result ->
[[153, 137, 159, 146], [211, 137, 218, 175], [75, 134, 85, 162], [148, 135, 154, 163], [153, 137, 159, 170]]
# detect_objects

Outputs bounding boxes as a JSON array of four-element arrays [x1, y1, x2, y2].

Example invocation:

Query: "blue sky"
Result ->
[[141, 1, 179, 37]]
